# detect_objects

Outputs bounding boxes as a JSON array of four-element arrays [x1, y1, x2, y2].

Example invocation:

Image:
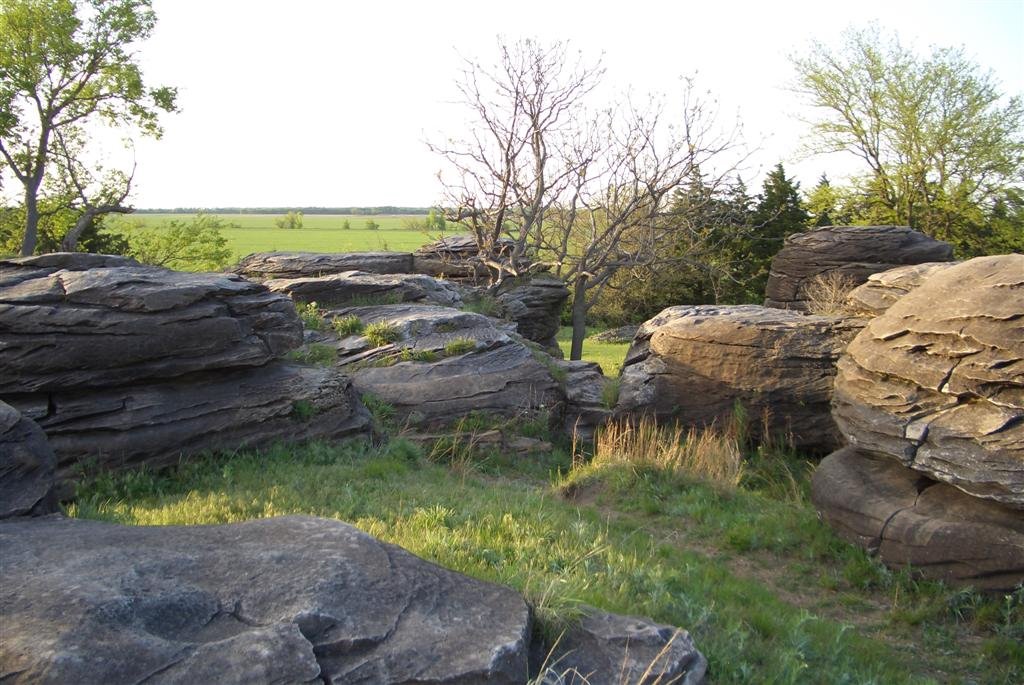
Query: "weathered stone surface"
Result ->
[[558, 360, 611, 444], [833, 254, 1024, 508], [0, 515, 531, 684], [0, 402, 57, 519], [7, 362, 370, 481], [812, 447, 1024, 592], [616, 305, 863, 451], [493, 275, 570, 352], [764, 226, 953, 311], [235, 251, 415, 279], [265, 270, 464, 308], [413, 235, 529, 281], [537, 608, 707, 685], [845, 262, 957, 316], [0, 257, 302, 394]]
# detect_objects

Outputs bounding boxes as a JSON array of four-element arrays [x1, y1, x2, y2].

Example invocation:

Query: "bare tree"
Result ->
[[433, 39, 743, 360]]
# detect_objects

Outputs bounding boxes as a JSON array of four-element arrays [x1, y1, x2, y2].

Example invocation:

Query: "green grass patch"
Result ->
[[557, 326, 630, 378], [443, 337, 477, 357], [331, 314, 364, 337], [364, 321, 402, 348], [285, 343, 337, 366]]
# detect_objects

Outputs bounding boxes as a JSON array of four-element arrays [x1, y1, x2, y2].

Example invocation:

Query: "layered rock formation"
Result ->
[[763, 226, 953, 311], [616, 305, 862, 451], [265, 270, 464, 308], [812, 448, 1024, 592], [833, 255, 1023, 508], [235, 250, 413, 278], [0, 254, 370, 482], [0, 402, 57, 519], [0, 515, 532, 684], [491, 274, 569, 353], [844, 262, 957, 316]]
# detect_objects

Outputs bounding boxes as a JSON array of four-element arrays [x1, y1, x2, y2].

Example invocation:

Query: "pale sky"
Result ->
[[87, 0, 1024, 208]]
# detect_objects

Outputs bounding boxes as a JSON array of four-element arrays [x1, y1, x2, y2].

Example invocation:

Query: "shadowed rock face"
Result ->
[[0, 515, 532, 684], [0, 402, 57, 519], [615, 305, 863, 452], [0, 254, 302, 394], [844, 262, 957, 316], [539, 609, 707, 685], [492, 275, 570, 354], [265, 270, 464, 308], [763, 226, 953, 311], [235, 251, 414, 278], [812, 447, 1024, 592], [833, 254, 1024, 508]]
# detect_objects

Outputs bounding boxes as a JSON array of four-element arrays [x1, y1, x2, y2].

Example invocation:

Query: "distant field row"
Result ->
[[115, 213, 459, 261]]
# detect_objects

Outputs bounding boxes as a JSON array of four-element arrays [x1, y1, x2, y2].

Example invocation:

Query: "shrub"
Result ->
[[332, 314, 364, 337], [365, 321, 401, 347], [119, 213, 234, 271], [803, 271, 858, 315], [296, 301, 326, 330], [443, 337, 477, 356], [365, 219, 381, 231]]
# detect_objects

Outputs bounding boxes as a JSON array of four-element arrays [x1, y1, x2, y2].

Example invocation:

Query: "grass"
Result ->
[[331, 314, 364, 337], [443, 337, 477, 356], [67, 424, 1023, 684], [108, 213, 461, 264], [285, 343, 337, 366], [364, 321, 402, 347], [557, 326, 630, 378]]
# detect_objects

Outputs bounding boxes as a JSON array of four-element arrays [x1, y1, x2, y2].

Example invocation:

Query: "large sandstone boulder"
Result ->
[[764, 226, 953, 311], [265, 270, 464, 308], [844, 262, 957, 317], [537, 609, 707, 685], [812, 447, 1024, 592], [492, 274, 570, 353], [616, 305, 863, 451], [235, 251, 414, 278], [8, 362, 370, 481], [0, 402, 57, 519], [0, 515, 531, 684], [0, 254, 302, 393], [833, 255, 1024, 508]]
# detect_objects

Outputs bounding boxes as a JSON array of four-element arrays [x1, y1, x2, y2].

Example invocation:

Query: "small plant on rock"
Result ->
[[286, 343, 337, 366], [332, 314, 364, 337], [803, 271, 858, 316], [443, 337, 476, 357], [295, 301, 326, 330], [365, 321, 402, 347]]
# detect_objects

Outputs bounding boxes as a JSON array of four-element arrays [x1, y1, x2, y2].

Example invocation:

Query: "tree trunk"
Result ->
[[569, 275, 588, 361], [20, 184, 40, 257]]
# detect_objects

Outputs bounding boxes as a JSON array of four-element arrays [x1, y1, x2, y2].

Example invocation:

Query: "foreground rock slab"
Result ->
[[833, 254, 1024, 508], [812, 447, 1024, 592], [616, 305, 862, 451], [763, 226, 953, 311], [537, 608, 707, 685], [0, 253, 302, 394], [0, 515, 531, 684], [0, 402, 57, 519]]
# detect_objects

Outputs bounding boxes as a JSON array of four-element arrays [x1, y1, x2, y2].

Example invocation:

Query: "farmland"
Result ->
[[113, 213, 449, 261]]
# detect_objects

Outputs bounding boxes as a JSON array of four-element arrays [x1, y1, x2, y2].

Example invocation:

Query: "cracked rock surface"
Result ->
[[0, 253, 302, 393], [844, 262, 957, 317], [833, 254, 1024, 508], [266, 270, 464, 308], [812, 447, 1024, 591], [763, 226, 953, 311], [235, 251, 415, 278], [615, 305, 863, 452], [0, 401, 57, 519], [0, 515, 531, 684]]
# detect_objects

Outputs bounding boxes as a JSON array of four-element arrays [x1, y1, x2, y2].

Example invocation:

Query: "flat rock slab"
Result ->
[[0, 402, 57, 519], [235, 251, 415, 279], [845, 262, 957, 316], [616, 305, 863, 452], [0, 515, 531, 684], [8, 362, 370, 481], [763, 226, 953, 311], [833, 254, 1024, 508], [812, 447, 1024, 592], [266, 270, 464, 308], [0, 255, 301, 393], [492, 276, 570, 352], [539, 609, 707, 685]]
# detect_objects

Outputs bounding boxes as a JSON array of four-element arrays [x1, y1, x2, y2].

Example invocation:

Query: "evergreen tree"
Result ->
[[743, 163, 809, 298]]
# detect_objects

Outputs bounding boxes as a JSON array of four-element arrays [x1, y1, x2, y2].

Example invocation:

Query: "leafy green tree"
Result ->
[[425, 208, 446, 232], [117, 213, 233, 271], [365, 219, 380, 231], [744, 162, 809, 295], [341, 219, 351, 230], [791, 26, 1024, 255], [274, 210, 303, 230], [0, 0, 176, 256]]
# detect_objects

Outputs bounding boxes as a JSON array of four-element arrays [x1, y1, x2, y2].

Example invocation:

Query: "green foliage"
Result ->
[[285, 343, 337, 366], [398, 348, 438, 363], [792, 25, 1024, 257], [331, 314, 364, 337], [290, 400, 317, 421], [361, 393, 397, 434], [443, 337, 476, 357], [295, 301, 326, 330], [274, 210, 303, 230], [118, 213, 233, 271], [341, 219, 351, 230], [0, 0, 177, 255], [365, 219, 381, 231], [462, 293, 501, 317], [425, 208, 446, 232], [364, 321, 401, 347], [555, 326, 629, 378]]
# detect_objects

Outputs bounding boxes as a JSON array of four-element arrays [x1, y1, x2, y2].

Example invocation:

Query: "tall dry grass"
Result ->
[[592, 415, 745, 488], [802, 271, 858, 316]]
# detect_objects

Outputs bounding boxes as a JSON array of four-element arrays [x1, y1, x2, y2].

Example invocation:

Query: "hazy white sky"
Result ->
[[107, 0, 1024, 208]]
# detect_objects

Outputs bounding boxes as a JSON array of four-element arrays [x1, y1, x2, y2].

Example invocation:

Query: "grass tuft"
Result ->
[[365, 321, 402, 347], [331, 314, 364, 337]]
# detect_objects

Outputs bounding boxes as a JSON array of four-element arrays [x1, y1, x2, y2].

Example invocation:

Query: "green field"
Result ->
[[117, 213, 450, 261]]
